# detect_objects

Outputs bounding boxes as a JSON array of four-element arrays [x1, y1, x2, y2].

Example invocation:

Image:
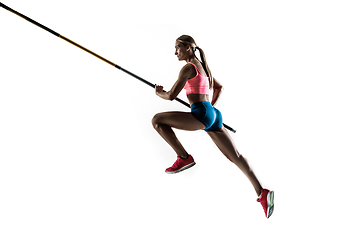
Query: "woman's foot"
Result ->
[[257, 188, 274, 218], [165, 155, 196, 174]]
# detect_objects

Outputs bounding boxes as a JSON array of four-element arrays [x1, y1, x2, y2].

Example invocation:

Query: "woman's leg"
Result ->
[[207, 127, 263, 196], [152, 111, 205, 158]]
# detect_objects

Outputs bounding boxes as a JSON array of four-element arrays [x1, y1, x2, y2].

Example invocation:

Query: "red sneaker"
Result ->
[[257, 189, 274, 218], [165, 155, 196, 174]]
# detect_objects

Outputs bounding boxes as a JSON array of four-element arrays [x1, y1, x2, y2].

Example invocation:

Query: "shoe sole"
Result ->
[[267, 191, 274, 218], [165, 162, 196, 174]]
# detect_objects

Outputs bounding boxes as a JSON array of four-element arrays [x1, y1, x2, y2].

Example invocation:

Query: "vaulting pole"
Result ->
[[0, 2, 236, 133]]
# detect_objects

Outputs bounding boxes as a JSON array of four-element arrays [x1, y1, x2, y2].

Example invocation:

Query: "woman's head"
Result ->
[[175, 35, 196, 61], [176, 35, 197, 49], [175, 35, 213, 89]]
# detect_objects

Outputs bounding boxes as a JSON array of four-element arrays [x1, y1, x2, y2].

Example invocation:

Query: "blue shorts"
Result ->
[[190, 101, 223, 132]]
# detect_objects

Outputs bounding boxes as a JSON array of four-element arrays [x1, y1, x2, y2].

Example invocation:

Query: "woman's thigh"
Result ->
[[207, 127, 240, 160], [152, 111, 205, 131]]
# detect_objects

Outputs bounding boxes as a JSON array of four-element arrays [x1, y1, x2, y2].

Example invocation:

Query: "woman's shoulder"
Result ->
[[187, 61, 207, 77], [181, 62, 196, 73], [179, 63, 197, 79], [183, 62, 196, 69]]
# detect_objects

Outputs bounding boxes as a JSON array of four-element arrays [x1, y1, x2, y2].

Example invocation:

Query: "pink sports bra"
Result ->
[[184, 62, 210, 95]]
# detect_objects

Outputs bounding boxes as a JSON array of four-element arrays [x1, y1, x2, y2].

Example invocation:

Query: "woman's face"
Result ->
[[175, 41, 189, 61]]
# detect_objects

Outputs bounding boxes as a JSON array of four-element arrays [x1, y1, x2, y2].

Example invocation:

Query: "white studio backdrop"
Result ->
[[1, 0, 357, 239]]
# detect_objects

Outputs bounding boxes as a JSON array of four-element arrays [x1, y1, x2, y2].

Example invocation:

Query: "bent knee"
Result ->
[[152, 113, 164, 128], [152, 114, 159, 128]]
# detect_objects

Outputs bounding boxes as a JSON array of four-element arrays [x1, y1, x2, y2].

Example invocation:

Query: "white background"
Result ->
[[1, 0, 357, 239]]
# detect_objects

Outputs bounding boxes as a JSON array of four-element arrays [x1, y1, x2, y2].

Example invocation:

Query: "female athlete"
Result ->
[[152, 35, 274, 218]]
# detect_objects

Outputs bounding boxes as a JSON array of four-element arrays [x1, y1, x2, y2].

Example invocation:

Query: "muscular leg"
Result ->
[[152, 111, 205, 158], [207, 127, 263, 196]]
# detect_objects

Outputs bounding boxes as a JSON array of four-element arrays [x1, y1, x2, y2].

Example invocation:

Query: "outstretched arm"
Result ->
[[211, 77, 223, 106], [155, 64, 193, 101]]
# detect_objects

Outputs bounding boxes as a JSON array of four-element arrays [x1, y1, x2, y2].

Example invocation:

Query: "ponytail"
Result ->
[[195, 46, 213, 89]]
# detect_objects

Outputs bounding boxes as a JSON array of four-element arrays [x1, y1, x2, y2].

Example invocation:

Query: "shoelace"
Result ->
[[171, 159, 182, 169]]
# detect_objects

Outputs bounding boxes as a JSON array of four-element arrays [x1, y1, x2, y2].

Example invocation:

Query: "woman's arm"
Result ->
[[155, 64, 194, 101], [211, 77, 223, 106]]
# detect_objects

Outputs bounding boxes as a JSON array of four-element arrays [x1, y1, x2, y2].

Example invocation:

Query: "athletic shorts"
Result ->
[[190, 101, 223, 132]]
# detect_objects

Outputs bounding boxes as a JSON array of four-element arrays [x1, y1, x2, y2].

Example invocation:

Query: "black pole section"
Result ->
[[0, 2, 60, 37], [0, 2, 236, 133]]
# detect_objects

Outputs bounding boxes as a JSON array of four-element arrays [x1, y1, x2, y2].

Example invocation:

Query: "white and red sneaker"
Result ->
[[257, 188, 274, 218], [165, 155, 196, 174]]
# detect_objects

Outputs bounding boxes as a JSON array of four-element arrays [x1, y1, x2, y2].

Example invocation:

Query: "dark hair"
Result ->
[[176, 35, 213, 89]]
